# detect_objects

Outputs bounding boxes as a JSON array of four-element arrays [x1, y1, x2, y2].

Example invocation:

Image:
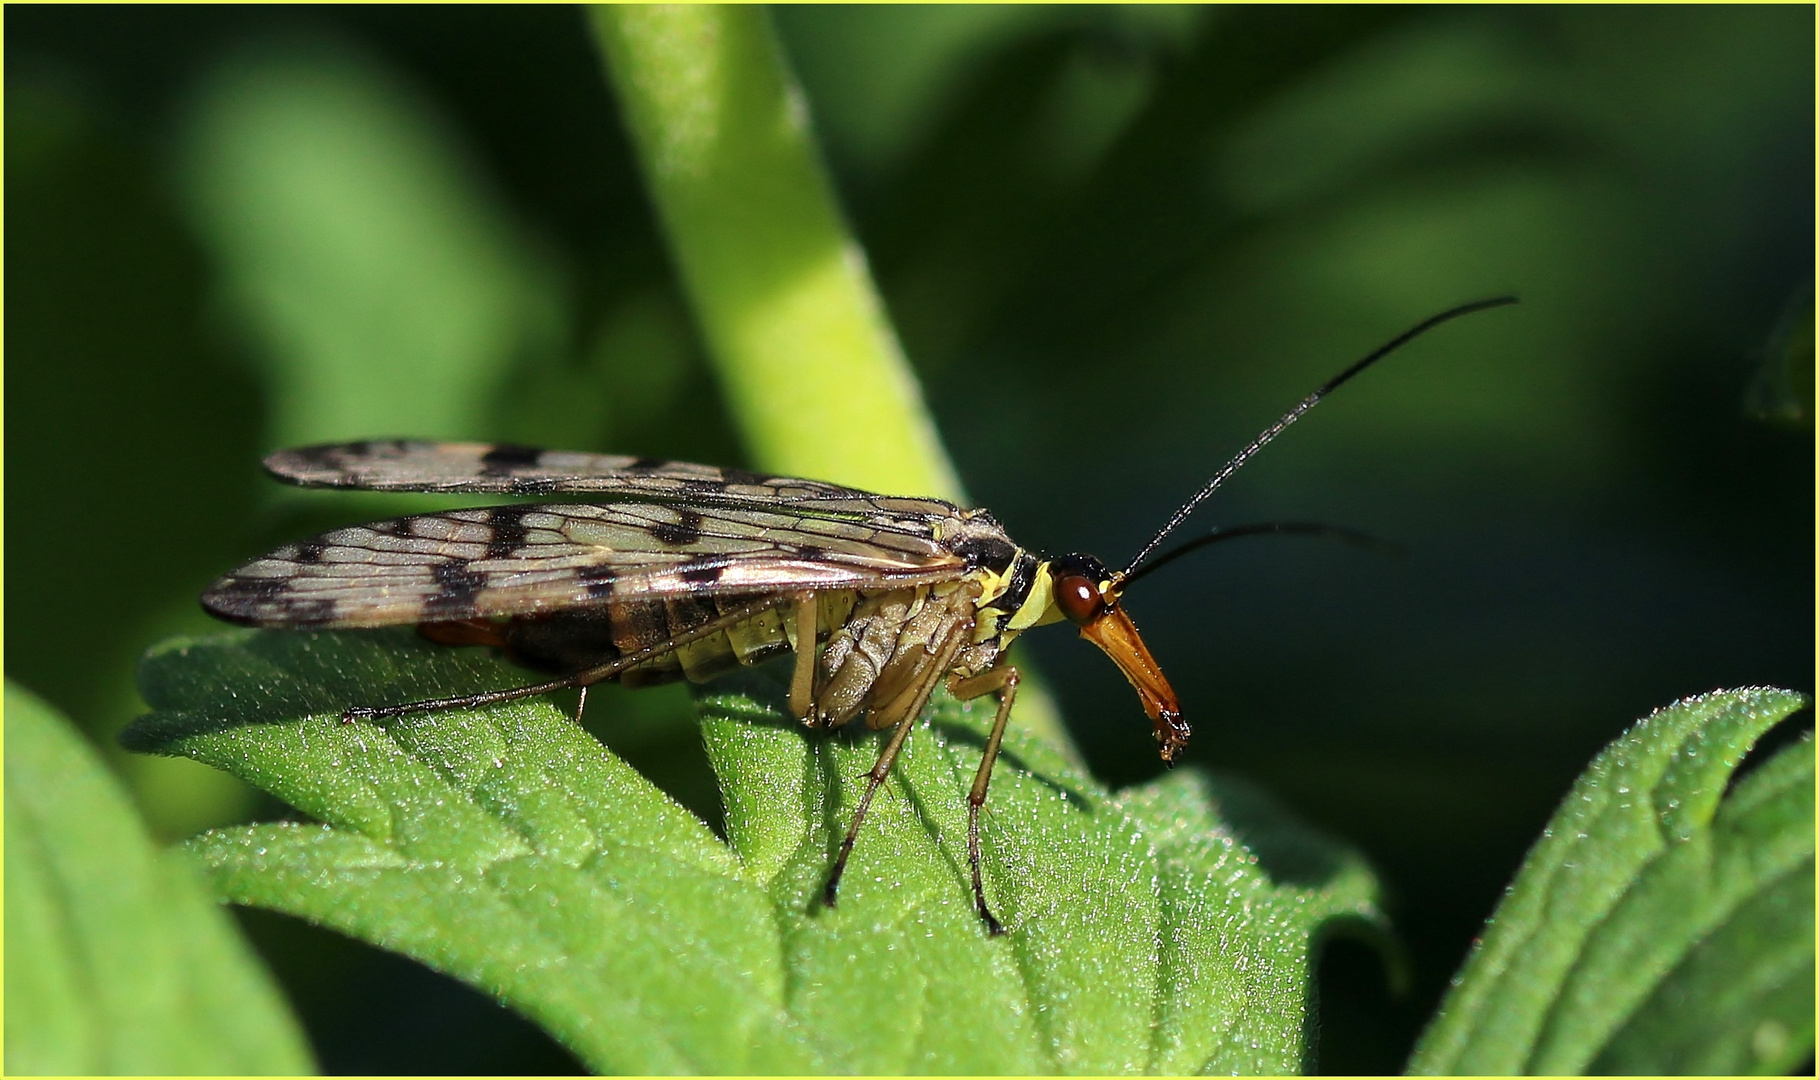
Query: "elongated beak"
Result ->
[[1078, 600, 1189, 763]]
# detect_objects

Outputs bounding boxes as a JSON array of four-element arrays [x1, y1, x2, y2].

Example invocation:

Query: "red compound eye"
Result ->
[[1055, 573, 1103, 625]]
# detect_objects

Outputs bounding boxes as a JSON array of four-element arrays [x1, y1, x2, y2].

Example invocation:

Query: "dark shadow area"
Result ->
[[232, 907, 586, 1075], [1723, 708, 1815, 799], [1199, 770, 1355, 890], [1312, 930, 1410, 1075]]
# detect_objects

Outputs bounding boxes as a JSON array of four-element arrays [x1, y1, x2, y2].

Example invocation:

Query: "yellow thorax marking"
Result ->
[[1007, 561, 1066, 633]]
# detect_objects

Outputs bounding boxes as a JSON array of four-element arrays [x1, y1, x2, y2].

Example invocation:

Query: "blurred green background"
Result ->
[[7, 5, 1811, 1073]]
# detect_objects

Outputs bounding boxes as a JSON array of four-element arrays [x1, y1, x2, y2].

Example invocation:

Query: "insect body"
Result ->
[[202, 297, 1515, 933]]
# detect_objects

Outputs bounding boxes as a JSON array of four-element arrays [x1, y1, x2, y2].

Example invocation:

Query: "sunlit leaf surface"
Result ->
[[126, 629, 1383, 1073]]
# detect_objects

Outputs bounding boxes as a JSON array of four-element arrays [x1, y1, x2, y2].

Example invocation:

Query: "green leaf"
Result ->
[[1589, 736, 1815, 1075], [5, 681, 314, 1075], [124, 629, 1383, 1073], [1407, 687, 1812, 1075]]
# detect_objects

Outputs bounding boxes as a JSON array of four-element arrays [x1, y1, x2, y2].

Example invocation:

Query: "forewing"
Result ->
[[203, 501, 966, 629], [264, 441, 956, 518]]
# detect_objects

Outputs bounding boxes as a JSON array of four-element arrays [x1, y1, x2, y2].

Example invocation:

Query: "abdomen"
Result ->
[[472, 591, 859, 687]]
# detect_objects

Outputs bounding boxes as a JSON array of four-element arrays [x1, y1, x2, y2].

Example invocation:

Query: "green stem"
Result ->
[[589, 5, 959, 499], [589, 5, 1072, 757]]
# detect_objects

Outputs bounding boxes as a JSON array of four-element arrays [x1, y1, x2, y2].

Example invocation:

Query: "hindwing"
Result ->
[[265, 440, 959, 519]]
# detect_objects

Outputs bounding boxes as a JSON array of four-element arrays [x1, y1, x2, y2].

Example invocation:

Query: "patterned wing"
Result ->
[[264, 440, 958, 518], [202, 501, 969, 629]]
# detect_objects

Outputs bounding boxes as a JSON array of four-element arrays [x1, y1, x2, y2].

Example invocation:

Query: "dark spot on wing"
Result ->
[[287, 444, 342, 468], [201, 579, 338, 627], [794, 543, 827, 561], [425, 561, 488, 618], [576, 563, 617, 599], [260, 575, 301, 597], [480, 443, 544, 475], [510, 478, 563, 495], [292, 541, 327, 565], [650, 509, 703, 547], [204, 575, 287, 608], [276, 597, 340, 626], [481, 505, 535, 559], [681, 559, 725, 585], [627, 457, 664, 472]]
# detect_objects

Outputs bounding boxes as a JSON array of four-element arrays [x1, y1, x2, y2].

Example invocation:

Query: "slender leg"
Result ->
[[822, 619, 970, 909], [946, 664, 1020, 935], [789, 592, 818, 721], [342, 595, 791, 722], [574, 684, 589, 723], [822, 707, 918, 908]]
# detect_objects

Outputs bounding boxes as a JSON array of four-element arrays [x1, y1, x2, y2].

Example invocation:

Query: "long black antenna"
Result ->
[[1124, 521, 1402, 586], [1121, 296, 1518, 578]]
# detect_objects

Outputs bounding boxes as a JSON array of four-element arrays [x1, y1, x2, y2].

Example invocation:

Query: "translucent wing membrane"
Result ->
[[203, 501, 967, 629], [266, 440, 956, 519]]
